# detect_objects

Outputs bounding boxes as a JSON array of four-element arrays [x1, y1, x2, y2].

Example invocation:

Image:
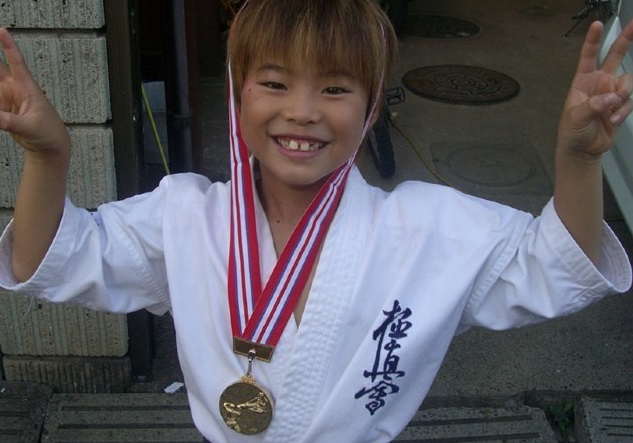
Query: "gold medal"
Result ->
[[220, 350, 274, 435]]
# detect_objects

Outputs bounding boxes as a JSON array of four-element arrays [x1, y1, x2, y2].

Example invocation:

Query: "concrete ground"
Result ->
[[385, 0, 633, 401], [0, 0, 630, 441], [35, 0, 631, 441], [194, 0, 633, 400]]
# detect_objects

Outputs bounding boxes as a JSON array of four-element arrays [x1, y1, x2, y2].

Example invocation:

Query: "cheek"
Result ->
[[238, 78, 255, 106], [238, 113, 255, 145], [237, 109, 265, 155], [347, 105, 372, 141]]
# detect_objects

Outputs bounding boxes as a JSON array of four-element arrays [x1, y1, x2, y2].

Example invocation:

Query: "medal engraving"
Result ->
[[220, 375, 274, 435]]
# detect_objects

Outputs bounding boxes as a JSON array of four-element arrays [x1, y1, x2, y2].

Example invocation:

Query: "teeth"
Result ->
[[279, 138, 323, 152]]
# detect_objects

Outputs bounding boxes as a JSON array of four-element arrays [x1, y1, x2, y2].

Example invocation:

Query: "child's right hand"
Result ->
[[0, 27, 70, 156]]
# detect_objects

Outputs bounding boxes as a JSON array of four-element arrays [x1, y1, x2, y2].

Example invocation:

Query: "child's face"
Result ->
[[239, 59, 370, 192]]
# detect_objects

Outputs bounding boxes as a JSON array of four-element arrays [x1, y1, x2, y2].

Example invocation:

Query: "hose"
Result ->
[[141, 84, 171, 176]]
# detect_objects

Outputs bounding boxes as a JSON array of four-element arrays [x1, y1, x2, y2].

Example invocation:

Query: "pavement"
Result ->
[[2, 0, 633, 441]]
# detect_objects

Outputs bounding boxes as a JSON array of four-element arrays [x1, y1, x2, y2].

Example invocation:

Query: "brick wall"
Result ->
[[0, 0, 131, 393]]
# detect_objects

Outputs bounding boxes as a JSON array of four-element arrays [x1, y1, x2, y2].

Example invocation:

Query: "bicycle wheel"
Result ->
[[367, 107, 396, 178], [382, 0, 409, 35]]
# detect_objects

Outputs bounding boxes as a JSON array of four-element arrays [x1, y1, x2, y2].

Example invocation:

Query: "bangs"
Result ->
[[229, 0, 396, 106], [246, 6, 373, 87]]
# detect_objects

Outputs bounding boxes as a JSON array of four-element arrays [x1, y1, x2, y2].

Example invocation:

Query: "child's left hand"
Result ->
[[558, 19, 633, 158]]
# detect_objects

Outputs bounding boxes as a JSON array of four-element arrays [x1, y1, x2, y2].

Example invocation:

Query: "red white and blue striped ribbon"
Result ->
[[226, 64, 360, 348], [226, 6, 384, 352]]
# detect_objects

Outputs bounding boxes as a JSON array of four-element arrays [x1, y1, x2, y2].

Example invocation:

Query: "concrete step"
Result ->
[[6, 386, 633, 442], [393, 405, 557, 442], [576, 397, 633, 443], [41, 393, 203, 442], [0, 382, 52, 443]]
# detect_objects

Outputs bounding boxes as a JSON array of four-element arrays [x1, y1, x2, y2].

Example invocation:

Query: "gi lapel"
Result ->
[[263, 167, 371, 442]]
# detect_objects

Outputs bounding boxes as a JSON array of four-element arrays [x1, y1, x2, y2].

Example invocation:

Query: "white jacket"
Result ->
[[0, 167, 630, 442]]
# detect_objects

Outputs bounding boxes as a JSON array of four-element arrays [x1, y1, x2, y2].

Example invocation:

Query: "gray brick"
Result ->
[[0, 208, 12, 232], [42, 393, 203, 442], [577, 397, 633, 442], [0, 292, 128, 357], [11, 34, 110, 124], [3, 355, 132, 393], [0, 0, 105, 29], [66, 126, 117, 208], [0, 381, 52, 443], [394, 406, 556, 442], [0, 127, 117, 209], [0, 133, 21, 209]]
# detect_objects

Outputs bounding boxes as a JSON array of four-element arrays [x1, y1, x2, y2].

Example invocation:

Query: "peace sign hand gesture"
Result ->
[[0, 28, 70, 282], [0, 27, 69, 155], [557, 19, 633, 158], [554, 19, 633, 265]]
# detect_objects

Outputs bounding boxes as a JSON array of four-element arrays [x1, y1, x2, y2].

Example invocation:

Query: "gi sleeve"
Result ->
[[0, 182, 172, 315], [461, 198, 632, 330]]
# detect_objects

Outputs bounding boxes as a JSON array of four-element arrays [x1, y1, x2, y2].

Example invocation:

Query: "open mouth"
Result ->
[[276, 137, 326, 152]]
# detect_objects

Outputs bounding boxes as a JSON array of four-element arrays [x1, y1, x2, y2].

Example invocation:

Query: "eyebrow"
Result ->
[[256, 63, 354, 79], [255, 63, 287, 73], [321, 69, 355, 79]]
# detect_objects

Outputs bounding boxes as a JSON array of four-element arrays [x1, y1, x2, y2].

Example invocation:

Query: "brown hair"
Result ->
[[227, 0, 398, 112]]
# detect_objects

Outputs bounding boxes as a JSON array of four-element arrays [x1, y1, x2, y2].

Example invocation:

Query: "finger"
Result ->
[[610, 98, 633, 125], [570, 92, 620, 129], [0, 28, 12, 79], [576, 21, 604, 75], [0, 60, 8, 80], [580, 89, 633, 127], [0, 108, 28, 136], [615, 72, 633, 99], [601, 19, 633, 74], [0, 27, 34, 82], [0, 87, 17, 113]]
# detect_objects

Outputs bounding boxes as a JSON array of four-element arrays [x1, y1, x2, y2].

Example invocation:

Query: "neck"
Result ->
[[257, 184, 318, 229], [256, 168, 326, 227]]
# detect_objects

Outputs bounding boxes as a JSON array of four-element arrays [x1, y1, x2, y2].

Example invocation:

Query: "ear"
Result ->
[[366, 87, 385, 127]]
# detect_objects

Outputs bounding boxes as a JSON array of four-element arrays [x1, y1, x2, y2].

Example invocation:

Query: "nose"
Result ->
[[281, 89, 321, 125]]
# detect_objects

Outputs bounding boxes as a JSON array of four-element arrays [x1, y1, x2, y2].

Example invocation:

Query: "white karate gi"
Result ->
[[0, 167, 630, 443]]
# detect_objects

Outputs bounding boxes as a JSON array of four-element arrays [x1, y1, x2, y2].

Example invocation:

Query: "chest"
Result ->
[[268, 220, 318, 325]]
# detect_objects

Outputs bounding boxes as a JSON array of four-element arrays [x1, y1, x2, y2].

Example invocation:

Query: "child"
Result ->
[[0, 0, 632, 441]]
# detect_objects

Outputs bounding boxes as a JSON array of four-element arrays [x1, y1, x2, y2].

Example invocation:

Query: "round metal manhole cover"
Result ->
[[402, 65, 520, 105], [447, 147, 535, 187], [405, 15, 480, 38]]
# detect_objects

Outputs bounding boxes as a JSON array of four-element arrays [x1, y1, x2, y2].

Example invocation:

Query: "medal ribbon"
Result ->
[[227, 69, 357, 349], [226, 3, 384, 355]]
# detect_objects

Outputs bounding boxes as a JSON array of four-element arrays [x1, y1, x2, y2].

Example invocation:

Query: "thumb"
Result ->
[[0, 107, 67, 153], [0, 108, 26, 135], [570, 92, 621, 127]]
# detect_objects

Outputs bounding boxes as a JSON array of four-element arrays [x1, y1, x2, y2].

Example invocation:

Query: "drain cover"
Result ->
[[0, 382, 52, 442], [394, 405, 557, 442], [402, 65, 520, 105], [43, 393, 204, 442], [405, 15, 480, 38], [447, 146, 534, 187], [577, 398, 633, 442], [430, 142, 552, 194]]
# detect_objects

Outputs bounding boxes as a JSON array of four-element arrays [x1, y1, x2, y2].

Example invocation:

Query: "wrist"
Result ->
[[23, 147, 71, 184], [556, 144, 604, 171], [24, 141, 70, 164]]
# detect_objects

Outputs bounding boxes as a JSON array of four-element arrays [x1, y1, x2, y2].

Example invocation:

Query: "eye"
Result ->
[[323, 86, 349, 95], [261, 82, 286, 90]]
